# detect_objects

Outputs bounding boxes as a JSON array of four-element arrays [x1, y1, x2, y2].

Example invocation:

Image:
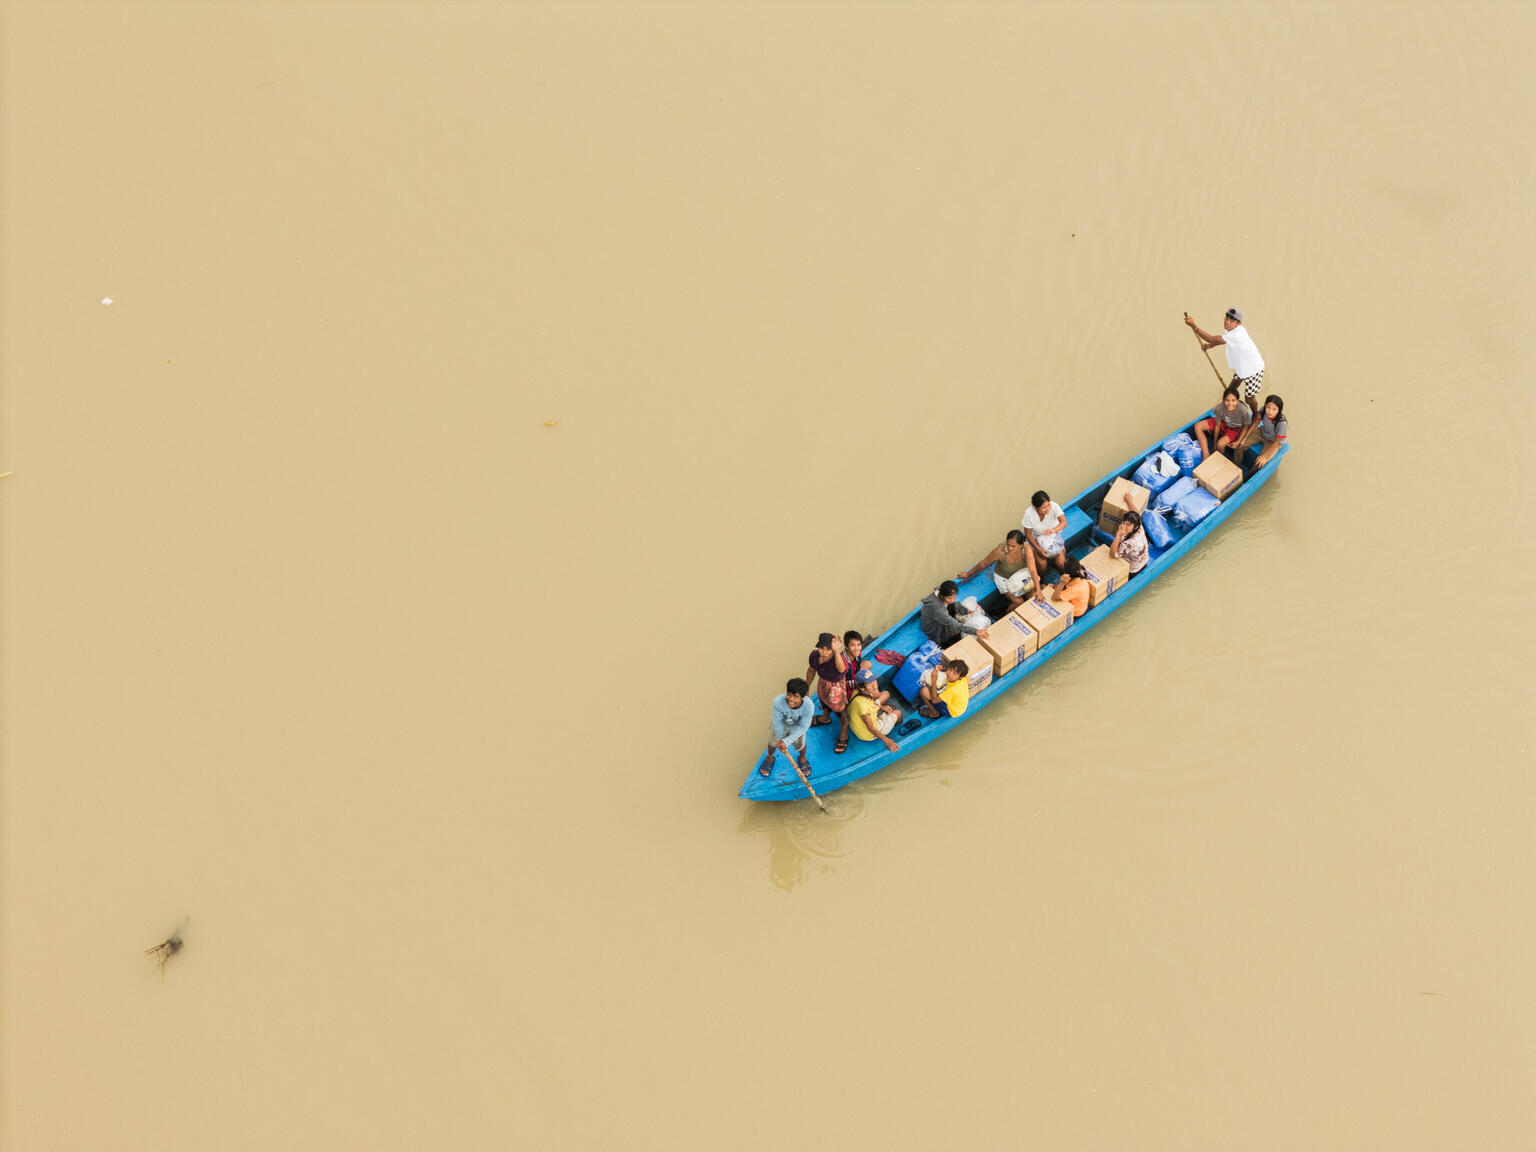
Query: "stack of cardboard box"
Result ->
[[976, 611, 1039, 678], [1079, 544, 1130, 607]]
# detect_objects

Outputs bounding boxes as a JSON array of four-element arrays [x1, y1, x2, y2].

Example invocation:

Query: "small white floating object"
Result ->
[[101, 297, 114, 307]]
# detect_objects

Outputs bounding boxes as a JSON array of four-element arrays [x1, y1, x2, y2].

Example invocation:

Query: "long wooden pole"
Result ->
[[782, 746, 827, 813], [1185, 312, 1228, 389]]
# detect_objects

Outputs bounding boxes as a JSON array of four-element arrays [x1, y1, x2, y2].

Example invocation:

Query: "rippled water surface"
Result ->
[[4, 3, 1533, 1148]]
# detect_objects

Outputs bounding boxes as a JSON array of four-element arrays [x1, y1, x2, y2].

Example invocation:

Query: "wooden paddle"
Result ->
[[781, 745, 827, 813], [1185, 312, 1228, 388]]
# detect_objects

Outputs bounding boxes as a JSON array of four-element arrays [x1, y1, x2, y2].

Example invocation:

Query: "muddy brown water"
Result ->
[[3, 3, 1534, 1149]]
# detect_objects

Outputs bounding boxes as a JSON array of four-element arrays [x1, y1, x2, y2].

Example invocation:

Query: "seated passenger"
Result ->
[[847, 669, 903, 752], [1248, 394, 1288, 473], [1111, 510, 1150, 576], [805, 632, 852, 754], [918, 659, 971, 720], [958, 529, 1034, 611], [1195, 386, 1253, 461], [1021, 490, 1069, 596], [919, 580, 991, 647], [1044, 555, 1091, 618], [840, 630, 872, 698], [758, 677, 815, 778]]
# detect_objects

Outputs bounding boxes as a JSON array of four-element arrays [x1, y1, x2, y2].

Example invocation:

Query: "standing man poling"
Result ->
[[1185, 307, 1266, 419], [759, 678, 815, 778]]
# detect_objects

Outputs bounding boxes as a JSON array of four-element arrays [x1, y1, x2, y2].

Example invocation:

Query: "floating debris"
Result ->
[[0, 472, 12, 479], [101, 297, 114, 307], [542, 420, 559, 427], [145, 918, 187, 978]]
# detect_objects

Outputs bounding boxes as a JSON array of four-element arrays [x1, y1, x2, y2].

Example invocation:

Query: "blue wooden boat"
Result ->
[[738, 413, 1289, 802]]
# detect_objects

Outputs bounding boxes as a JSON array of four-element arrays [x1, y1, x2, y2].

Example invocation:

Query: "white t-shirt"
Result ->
[[1021, 502, 1066, 538], [1222, 324, 1265, 378]]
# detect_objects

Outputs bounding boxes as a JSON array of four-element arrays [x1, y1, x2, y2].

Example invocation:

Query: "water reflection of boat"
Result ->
[[739, 413, 1289, 803]]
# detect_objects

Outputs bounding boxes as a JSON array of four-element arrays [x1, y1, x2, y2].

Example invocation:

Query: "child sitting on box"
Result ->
[[1111, 510, 1150, 576], [918, 660, 971, 720]]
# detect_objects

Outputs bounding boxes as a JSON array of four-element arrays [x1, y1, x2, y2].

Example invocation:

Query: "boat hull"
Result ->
[[739, 416, 1288, 801]]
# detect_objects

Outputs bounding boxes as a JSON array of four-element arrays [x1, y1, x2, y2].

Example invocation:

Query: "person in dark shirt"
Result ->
[[805, 632, 853, 754], [919, 581, 991, 648]]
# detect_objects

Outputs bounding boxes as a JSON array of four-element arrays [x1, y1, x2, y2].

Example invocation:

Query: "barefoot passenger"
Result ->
[[848, 669, 903, 752], [918, 660, 971, 720], [1195, 386, 1253, 461], [959, 529, 1034, 611], [1021, 491, 1069, 596]]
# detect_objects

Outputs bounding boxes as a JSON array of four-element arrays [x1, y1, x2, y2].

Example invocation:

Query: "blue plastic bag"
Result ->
[[1172, 487, 1220, 530], [1162, 432, 1203, 476], [1143, 508, 1177, 550], [1132, 450, 1181, 496], [893, 640, 943, 704], [1152, 475, 1198, 514]]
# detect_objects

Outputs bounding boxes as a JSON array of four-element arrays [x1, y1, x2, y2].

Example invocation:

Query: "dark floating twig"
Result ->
[[145, 918, 188, 977]]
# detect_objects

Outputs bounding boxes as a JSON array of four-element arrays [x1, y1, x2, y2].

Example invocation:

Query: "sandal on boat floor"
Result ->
[[834, 733, 849, 754], [797, 754, 811, 774], [918, 705, 941, 719], [758, 755, 775, 778], [810, 715, 832, 727]]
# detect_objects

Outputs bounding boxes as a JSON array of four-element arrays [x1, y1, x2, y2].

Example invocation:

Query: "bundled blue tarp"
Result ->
[[1172, 487, 1221, 530], [1162, 432, 1203, 476], [1132, 450, 1181, 496], [1153, 475, 1199, 514], [1143, 508, 1178, 551], [893, 640, 943, 703]]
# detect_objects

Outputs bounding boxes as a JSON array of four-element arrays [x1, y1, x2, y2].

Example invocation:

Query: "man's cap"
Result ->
[[816, 632, 835, 648], [1225, 307, 1243, 322], [855, 668, 877, 684]]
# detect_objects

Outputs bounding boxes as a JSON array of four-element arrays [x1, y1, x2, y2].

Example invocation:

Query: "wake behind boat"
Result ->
[[738, 412, 1289, 802]]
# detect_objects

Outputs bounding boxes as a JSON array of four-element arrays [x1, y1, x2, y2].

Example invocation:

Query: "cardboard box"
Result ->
[[941, 634, 994, 696], [1098, 477, 1151, 533], [1193, 452, 1243, 501], [976, 611, 1039, 678], [1079, 544, 1130, 607], [1015, 594, 1072, 646]]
